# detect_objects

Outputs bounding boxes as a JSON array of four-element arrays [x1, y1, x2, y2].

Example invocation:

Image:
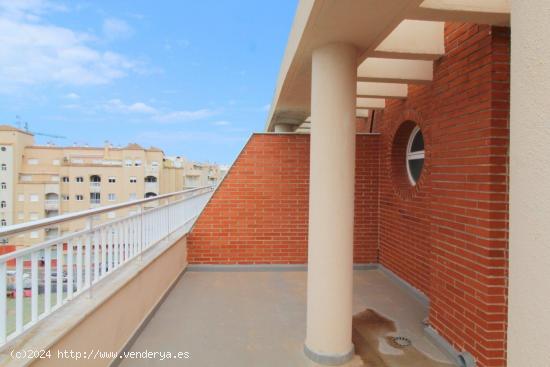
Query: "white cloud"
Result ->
[[0, 2, 140, 90], [102, 17, 133, 41], [102, 98, 216, 123], [0, 0, 67, 21], [135, 130, 244, 144], [212, 120, 230, 126], [154, 109, 216, 123], [105, 99, 157, 114], [64, 92, 80, 99]]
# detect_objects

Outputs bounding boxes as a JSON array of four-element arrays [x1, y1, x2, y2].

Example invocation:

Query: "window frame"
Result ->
[[405, 126, 425, 186]]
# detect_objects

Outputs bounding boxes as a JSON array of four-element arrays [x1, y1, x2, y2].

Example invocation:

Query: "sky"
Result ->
[[0, 0, 298, 165]]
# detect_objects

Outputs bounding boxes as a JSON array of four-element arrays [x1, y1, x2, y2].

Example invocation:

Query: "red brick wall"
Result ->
[[377, 23, 510, 367], [187, 133, 380, 264]]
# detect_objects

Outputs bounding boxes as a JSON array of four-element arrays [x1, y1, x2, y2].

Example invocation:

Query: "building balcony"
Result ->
[[121, 268, 452, 367], [44, 199, 59, 211], [89, 182, 101, 193], [0, 187, 214, 366], [145, 182, 158, 191]]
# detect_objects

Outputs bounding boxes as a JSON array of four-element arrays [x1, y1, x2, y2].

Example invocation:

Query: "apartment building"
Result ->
[[0, 124, 223, 245]]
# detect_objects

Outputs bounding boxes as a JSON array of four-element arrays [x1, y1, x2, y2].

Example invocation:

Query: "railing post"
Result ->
[[86, 216, 93, 299], [139, 203, 144, 263]]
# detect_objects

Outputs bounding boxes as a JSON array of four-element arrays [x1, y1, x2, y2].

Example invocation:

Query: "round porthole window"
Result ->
[[406, 126, 424, 185]]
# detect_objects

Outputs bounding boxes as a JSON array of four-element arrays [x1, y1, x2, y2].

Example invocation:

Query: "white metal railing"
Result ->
[[90, 182, 101, 193], [0, 186, 213, 346], [44, 200, 59, 210]]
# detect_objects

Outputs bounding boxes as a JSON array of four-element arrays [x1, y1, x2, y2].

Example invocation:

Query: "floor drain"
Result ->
[[389, 336, 412, 349]]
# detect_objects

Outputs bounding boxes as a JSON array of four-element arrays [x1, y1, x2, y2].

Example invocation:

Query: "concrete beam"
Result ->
[[409, 0, 510, 26], [356, 109, 370, 118], [357, 98, 386, 110], [370, 20, 445, 60], [358, 58, 433, 84], [357, 81, 408, 99]]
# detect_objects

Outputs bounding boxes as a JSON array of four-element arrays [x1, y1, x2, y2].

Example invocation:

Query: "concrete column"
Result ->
[[508, 2, 550, 367], [274, 123, 295, 133], [305, 43, 357, 365]]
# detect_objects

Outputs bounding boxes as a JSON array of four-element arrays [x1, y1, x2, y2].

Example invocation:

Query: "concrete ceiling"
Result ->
[[266, 0, 510, 131]]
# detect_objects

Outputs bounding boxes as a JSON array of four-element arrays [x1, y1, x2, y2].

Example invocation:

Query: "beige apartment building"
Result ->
[[0, 125, 223, 246]]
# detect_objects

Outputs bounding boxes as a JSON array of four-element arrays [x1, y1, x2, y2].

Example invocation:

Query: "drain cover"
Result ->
[[390, 336, 412, 348]]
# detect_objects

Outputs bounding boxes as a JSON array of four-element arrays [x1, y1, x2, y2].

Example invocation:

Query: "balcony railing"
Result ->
[[44, 200, 59, 211], [0, 186, 213, 346], [89, 182, 101, 192]]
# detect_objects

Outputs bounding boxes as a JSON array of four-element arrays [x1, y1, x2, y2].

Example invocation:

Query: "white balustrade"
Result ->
[[0, 187, 213, 345]]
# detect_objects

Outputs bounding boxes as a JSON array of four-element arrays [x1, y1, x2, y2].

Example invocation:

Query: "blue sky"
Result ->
[[0, 0, 297, 165]]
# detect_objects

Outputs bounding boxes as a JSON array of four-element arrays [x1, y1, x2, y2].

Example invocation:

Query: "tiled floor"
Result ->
[[120, 269, 454, 367]]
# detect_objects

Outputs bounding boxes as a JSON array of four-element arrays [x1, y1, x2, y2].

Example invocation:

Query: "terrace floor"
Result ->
[[120, 269, 455, 367]]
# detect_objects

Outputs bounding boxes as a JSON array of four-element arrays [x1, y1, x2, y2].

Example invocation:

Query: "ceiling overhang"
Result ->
[[266, 0, 510, 132]]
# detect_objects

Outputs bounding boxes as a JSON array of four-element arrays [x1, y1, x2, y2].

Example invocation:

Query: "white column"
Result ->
[[305, 43, 357, 365], [508, 2, 550, 367]]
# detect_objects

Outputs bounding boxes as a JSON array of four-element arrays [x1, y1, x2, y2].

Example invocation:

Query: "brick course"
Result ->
[[187, 133, 380, 264]]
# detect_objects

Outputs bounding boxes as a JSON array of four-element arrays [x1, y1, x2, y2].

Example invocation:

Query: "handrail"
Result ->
[[0, 186, 213, 238], [0, 185, 214, 345]]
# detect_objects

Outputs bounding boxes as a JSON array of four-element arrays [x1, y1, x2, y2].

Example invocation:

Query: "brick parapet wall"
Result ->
[[187, 133, 380, 264]]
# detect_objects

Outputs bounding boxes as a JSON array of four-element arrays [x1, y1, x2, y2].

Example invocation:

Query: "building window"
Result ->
[[145, 192, 157, 198], [75, 195, 84, 201], [17, 194, 24, 202], [27, 159, 38, 165], [129, 177, 137, 183], [151, 161, 159, 167], [0, 147, 5, 152], [1, 220, 6, 226], [1, 182, 6, 189], [186, 176, 199, 187], [90, 175, 101, 183], [406, 126, 425, 185], [1, 201, 6, 208], [129, 193, 137, 200], [125, 160, 133, 167], [108, 176, 116, 183], [144, 175, 157, 183], [52, 159, 60, 166], [108, 193, 116, 201], [1, 164, 6, 171], [76, 176, 84, 183], [30, 231, 38, 239], [134, 160, 142, 167], [62, 176, 69, 182], [30, 194, 38, 202], [90, 192, 100, 204], [61, 194, 69, 201]]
